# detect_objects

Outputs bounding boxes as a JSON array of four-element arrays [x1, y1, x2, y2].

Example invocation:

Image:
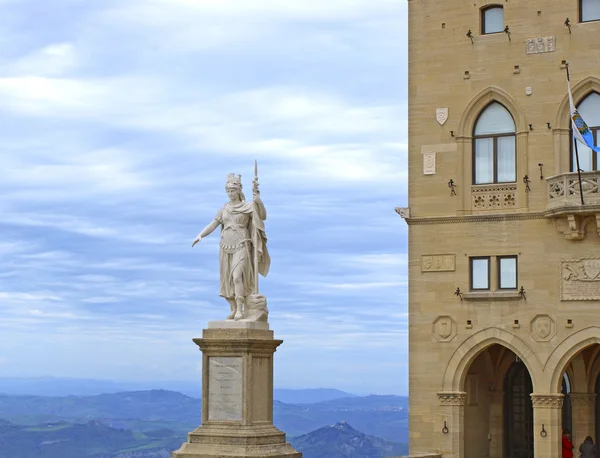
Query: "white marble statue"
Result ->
[[192, 165, 270, 321]]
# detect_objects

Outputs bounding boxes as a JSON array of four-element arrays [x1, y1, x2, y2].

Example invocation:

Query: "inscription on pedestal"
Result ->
[[208, 357, 243, 421], [561, 259, 600, 301]]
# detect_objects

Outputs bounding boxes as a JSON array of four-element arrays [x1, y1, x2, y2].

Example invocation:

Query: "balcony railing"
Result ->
[[546, 171, 600, 213]]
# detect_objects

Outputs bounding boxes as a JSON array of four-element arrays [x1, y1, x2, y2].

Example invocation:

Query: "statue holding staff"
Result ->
[[192, 163, 270, 321]]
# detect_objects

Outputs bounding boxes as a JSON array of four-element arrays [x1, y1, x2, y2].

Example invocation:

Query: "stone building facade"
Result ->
[[400, 1, 600, 458]]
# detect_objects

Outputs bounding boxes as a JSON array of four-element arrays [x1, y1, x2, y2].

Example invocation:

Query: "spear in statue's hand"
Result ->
[[253, 160, 259, 294]]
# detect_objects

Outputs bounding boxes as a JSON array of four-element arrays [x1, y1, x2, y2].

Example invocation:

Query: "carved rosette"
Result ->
[[569, 393, 597, 407], [437, 392, 467, 406], [531, 394, 564, 408]]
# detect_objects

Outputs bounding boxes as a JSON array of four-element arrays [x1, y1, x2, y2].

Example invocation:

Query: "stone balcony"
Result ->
[[545, 171, 600, 240]]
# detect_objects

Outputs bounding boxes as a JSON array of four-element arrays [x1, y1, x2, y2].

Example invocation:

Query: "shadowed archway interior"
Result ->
[[504, 359, 533, 458]]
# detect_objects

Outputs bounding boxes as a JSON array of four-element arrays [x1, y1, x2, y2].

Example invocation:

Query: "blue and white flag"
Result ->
[[568, 78, 600, 153]]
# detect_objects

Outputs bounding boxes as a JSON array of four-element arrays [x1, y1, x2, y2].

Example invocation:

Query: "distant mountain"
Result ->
[[0, 418, 183, 458], [0, 417, 406, 458], [273, 388, 356, 404], [274, 395, 408, 441], [0, 378, 356, 402], [0, 390, 199, 425], [290, 421, 407, 458], [0, 377, 202, 398], [0, 390, 408, 442]]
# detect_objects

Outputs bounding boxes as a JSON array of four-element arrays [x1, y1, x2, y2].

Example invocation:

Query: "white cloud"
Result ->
[[0, 0, 408, 394]]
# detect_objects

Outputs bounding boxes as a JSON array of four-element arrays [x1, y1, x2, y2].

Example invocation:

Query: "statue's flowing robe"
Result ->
[[215, 200, 270, 299]]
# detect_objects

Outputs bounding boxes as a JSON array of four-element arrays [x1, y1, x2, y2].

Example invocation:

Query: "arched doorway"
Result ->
[[554, 342, 600, 448], [462, 344, 534, 458], [504, 359, 533, 458]]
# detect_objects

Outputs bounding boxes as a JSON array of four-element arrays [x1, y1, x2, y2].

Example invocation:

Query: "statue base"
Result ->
[[171, 327, 301, 458], [207, 320, 269, 330]]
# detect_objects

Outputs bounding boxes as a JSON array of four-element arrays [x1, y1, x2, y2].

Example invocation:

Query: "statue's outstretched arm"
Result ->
[[192, 219, 220, 247]]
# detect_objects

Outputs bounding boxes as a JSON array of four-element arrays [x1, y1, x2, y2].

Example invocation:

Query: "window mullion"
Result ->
[[493, 136, 498, 183]]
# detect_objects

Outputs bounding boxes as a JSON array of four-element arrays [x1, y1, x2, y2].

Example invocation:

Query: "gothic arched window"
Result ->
[[473, 102, 517, 184], [572, 91, 600, 171]]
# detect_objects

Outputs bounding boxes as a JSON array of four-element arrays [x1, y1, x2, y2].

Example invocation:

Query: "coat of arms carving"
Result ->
[[437, 319, 451, 338], [432, 316, 456, 342], [530, 314, 555, 341], [436, 108, 448, 126]]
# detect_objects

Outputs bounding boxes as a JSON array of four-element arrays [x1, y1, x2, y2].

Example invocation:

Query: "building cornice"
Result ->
[[398, 211, 547, 225]]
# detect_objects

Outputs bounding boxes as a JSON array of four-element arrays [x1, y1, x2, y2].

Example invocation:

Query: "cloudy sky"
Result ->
[[0, 0, 408, 395]]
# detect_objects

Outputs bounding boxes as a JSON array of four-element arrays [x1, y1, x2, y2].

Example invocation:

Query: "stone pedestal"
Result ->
[[171, 324, 301, 458]]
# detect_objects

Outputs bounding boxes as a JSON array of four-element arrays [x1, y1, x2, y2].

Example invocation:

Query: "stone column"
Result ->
[[531, 393, 564, 458], [488, 392, 504, 458], [172, 325, 301, 458], [569, 393, 596, 448], [436, 392, 466, 458]]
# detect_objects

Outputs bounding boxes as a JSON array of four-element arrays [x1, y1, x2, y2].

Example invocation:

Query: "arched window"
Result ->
[[572, 92, 600, 171], [580, 0, 600, 23], [481, 5, 504, 34], [473, 102, 516, 184]]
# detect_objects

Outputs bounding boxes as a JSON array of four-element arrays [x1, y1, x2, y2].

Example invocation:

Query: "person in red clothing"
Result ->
[[563, 429, 574, 458]]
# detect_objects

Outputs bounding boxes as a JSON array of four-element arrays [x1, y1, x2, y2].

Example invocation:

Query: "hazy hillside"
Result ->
[[0, 418, 183, 458], [0, 378, 357, 404], [273, 388, 357, 404], [289, 421, 407, 458], [0, 390, 198, 424], [274, 395, 408, 441], [0, 390, 408, 442]]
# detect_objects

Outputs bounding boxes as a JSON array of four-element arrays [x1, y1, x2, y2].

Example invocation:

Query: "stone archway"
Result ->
[[442, 327, 542, 393], [545, 327, 600, 449], [457, 86, 529, 137], [439, 328, 542, 458], [546, 326, 600, 393]]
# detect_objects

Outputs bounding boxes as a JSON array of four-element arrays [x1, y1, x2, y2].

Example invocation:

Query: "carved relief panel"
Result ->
[[421, 254, 456, 272], [423, 152, 436, 175], [561, 258, 600, 300], [526, 36, 555, 54]]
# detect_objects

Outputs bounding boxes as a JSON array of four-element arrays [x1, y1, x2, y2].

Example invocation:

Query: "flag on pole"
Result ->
[[568, 77, 600, 153]]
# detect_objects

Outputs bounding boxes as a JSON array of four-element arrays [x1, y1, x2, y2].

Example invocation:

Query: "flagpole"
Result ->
[[567, 64, 585, 205]]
